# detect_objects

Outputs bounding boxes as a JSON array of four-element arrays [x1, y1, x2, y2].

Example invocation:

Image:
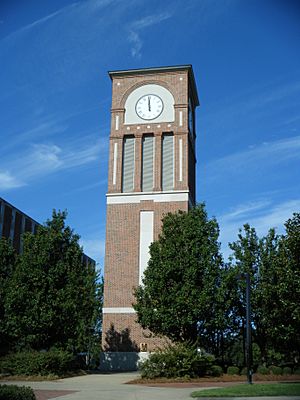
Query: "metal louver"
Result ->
[[162, 134, 174, 190], [142, 135, 154, 192], [122, 136, 135, 192]]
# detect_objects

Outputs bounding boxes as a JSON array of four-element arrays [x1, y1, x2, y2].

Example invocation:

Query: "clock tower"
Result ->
[[102, 65, 199, 362]]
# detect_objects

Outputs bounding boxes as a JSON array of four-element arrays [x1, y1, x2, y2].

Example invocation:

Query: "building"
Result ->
[[0, 197, 39, 254], [0, 197, 95, 266], [102, 65, 199, 365]]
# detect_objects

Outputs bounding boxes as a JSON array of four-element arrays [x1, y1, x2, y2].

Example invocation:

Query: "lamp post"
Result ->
[[238, 272, 252, 384]]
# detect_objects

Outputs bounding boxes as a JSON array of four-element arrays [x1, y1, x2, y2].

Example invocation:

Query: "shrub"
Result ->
[[139, 342, 215, 379], [269, 365, 282, 375], [0, 350, 77, 376], [0, 385, 35, 400], [210, 365, 223, 377], [294, 368, 300, 375], [283, 367, 292, 375], [227, 366, 240, 375], [257, 365, 269, 375], [241, 367, 247, 375]]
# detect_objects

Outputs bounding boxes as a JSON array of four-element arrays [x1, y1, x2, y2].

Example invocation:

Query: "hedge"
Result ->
[[0, 349, 77, 376], [227, 366, 240, 375], [257, 365, 269, 375], [210, 365, 223, 377], [283, 367, 292, 375], [139, 342, 215, 379], [269, 365, 282, 375], [0, 385, 35, 400]]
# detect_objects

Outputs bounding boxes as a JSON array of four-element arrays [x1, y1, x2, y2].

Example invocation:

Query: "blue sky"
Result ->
[[1, 0, 300, 267]]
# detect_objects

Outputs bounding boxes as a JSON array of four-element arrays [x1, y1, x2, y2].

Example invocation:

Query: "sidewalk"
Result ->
[[2, 373, 300, 400]]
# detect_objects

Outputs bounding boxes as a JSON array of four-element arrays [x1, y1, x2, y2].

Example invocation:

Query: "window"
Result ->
[[162, 133, 174, 190], [142, 135, 154, 192], [122, 136, 135, 192]]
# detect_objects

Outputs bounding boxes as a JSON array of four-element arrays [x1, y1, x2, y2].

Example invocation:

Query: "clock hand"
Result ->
[[148, 96, 151, 112]]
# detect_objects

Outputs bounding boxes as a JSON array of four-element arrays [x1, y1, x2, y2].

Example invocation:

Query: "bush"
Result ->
[[210, 365, 223, 377], [294, 368, 300, 375], [227, 366, 240, 375], [283, 367, 292, 375], [139, 342, 215, 379], [0, 385, 35, 400], [241, 367, 247, 375], [269, 365, 282, 375], [257, 365, 269, 375], [0, 350, 77, 376]]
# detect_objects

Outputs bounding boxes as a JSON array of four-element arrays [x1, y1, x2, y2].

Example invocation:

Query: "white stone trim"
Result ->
[[103, 307, 136, 314], [115, 115, 119, 130], [106, 190, 189, 204], [139, 211, 154, 285], [179, 110, 183, 127], [179, 138, 183, 182], [113, 142, 118, 185]]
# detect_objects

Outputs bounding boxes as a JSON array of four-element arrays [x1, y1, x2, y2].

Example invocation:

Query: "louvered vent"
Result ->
[[122, 136, 135, 192], [142, 135, 154, 192], [162, 133, 174, 190]]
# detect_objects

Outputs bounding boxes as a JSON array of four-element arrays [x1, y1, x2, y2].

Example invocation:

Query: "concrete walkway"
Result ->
[[3, 373, 300, 400]]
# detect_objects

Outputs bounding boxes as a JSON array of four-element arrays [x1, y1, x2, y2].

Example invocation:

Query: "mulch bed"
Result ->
[[128, 374, 300, 388], [34, 390, 78, 400]]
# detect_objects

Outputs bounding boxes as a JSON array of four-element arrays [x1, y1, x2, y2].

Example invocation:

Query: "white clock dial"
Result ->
[[135, 94, 164, 120]]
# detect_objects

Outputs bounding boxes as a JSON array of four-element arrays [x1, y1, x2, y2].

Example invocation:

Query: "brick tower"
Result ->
[[102, 65, 199, 356]]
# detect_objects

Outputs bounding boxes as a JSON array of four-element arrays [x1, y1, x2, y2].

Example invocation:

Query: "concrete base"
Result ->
[[99, 352, 149, 371]]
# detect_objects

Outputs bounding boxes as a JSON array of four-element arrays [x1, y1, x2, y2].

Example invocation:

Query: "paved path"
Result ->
[[3, 373, 300, 400], [3, 373, 203, 400]]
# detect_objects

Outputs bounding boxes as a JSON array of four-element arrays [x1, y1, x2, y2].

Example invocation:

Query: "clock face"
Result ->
[[135, 94, 164, 120]]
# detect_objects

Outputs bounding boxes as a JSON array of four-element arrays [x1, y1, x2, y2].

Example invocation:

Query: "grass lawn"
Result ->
[[191, 382, 300, 397]]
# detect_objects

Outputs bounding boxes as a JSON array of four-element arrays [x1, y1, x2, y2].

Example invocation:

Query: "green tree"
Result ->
[[0, 238, 17, 354], [133, 204, 223, 343], [265, 213, 300, 357], [228, 215, 300, 365], [228, 224, 260, 365], [4, 210, 101, 353], [228, 224, 278, 365]]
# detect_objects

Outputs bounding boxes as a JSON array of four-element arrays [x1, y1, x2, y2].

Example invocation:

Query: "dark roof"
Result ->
[[108, 65, 199, 106]]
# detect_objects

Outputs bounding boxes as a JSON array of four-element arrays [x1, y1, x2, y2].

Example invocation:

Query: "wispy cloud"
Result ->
[[1, 0, 113, 43], [64, 180, 107, 196], [0, 171, 24, 190], [0, 139, 106, 191], [219, 199, 300, 260], [23, 141, 103, 176], [222, 200, 272, 221], [128, 31, 142, 59], [1, 120, 68, 154], [128, 11, 173, 58], [208, 135, 300, 181], [1, 4, 76, 43], [204, 79, 300, 140], [251, 81, 300, 109]]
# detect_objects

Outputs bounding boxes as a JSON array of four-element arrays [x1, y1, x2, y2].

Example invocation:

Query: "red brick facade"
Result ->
[[102, 66, 199, 352]]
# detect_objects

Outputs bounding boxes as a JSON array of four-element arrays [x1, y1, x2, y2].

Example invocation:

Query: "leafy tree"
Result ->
[[133, 204, 223, 343], [0, 238, 17, 354], [4, 210, 101, 353], [228, 224, 278, 365], [228, 215, 300, 365], [265, 213, 300, 357], [201, 263, 243, 365]]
